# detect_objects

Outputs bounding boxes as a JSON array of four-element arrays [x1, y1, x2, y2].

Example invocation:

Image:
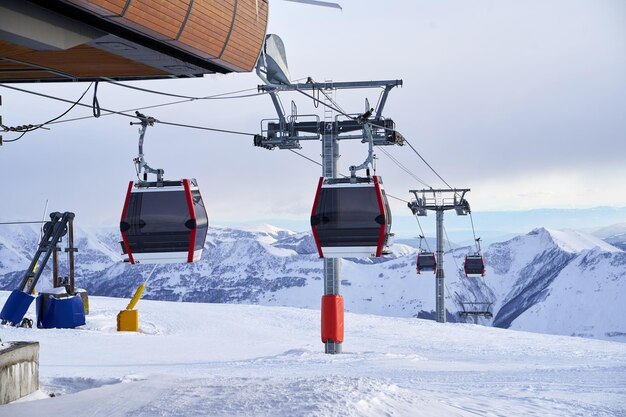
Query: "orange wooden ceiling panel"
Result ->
[[220, 0, 267, 71], [177, 0, 235, 58], [4, 44, 167, 78], [81, 0, 128, 15], [123, 0, 190, 40], [0, 41, 32, 57], [72, 0, 268, 73], [0, 61, 34, 71], [0, 71, 60, 80]]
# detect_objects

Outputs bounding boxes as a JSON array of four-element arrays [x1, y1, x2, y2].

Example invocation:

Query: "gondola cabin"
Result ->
[[464, 255, 485, 277], [310, 176, 392, 258], [416, 251, 436, 274], [120, 179, 208, 264]]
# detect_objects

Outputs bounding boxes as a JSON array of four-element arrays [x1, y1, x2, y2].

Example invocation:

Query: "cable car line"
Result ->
[[441, 225, 467, 303], [414, 215, 431, 252], [42, 95, 216, 128], [155, 120, 255, 136], [305, 78, 349, 116], [469, 211, 479, 245], [0, 221, 46, 225], [104, 79, 270, 100], [402, 137, 453, 189], [0, 83, 94, 142], [0, 83, 258, 139], [0, 82, 274, 128], [378, 147, 431, 188], [385, 193, 409, 204], [295, 88, 356, 121], [0, 82, 137, 120], [288, 149, 325, 168], [443, 225, 461, 273], [60, 85, 272, 125]]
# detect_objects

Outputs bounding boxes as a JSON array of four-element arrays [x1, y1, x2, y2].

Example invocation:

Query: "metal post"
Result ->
[[435, 209, 445, 323], [68, 217, 75, 295], [322, 117, 342, 354], [409, 189, 470, 324], [256, 79, 403, 352], [53, 247, 59, 288]]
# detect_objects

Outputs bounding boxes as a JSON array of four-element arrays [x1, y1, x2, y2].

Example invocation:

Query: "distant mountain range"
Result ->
[[590, 223, 626, 250], [0, 222, 624, 342]]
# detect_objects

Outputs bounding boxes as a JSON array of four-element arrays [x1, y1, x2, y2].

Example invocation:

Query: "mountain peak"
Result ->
[[532, 227, 621, 253]]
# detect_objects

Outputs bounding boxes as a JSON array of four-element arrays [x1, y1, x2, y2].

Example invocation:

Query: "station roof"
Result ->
[[0, 0, 268, 82]]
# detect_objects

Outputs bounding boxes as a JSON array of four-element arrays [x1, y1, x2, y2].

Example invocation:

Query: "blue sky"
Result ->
[[0, 0, 624, 236]]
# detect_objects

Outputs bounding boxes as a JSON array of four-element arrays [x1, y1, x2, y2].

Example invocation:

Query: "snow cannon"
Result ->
[[117, 284, 145, 332]]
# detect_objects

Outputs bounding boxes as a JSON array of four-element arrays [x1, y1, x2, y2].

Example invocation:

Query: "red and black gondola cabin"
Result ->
[[310, 176, 392, 258], [120, 179, 208, 264], [464, 255, 485, 277], [416, 251, 436, 274]]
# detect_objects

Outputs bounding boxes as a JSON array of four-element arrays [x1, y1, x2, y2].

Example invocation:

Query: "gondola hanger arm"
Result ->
[[130, 112, 164, 182], [348, 106, 376, 180], [475, 237, 482, 254]]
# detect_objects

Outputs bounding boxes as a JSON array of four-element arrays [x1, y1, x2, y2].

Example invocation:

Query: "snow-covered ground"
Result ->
[[1, 292, 625, 416]]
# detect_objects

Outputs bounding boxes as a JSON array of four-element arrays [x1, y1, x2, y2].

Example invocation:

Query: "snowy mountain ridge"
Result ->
[[0, 223, 624, 343], [543, 227, 620, 253]]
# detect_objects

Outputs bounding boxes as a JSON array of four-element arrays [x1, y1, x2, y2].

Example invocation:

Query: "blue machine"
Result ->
[[0, 212, 85, 328], [36, 294, 86, 329]]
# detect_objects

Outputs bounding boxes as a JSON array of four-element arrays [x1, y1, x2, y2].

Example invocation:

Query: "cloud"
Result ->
[[0, 0, 624, 228]]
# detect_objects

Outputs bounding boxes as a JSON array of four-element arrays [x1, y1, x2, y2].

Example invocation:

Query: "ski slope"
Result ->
[[1, 291, 625, 416]]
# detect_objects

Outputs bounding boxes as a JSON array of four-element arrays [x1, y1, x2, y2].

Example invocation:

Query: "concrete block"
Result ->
[[0, 341, 39, 405]]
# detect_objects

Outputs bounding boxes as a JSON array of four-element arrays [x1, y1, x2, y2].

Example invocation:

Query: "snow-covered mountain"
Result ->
[[0, 223, 624, 342], [484, 228, 624, 341]]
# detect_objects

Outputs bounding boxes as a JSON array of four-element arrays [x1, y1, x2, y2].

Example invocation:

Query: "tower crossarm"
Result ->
[[409, 188, 470, 213]]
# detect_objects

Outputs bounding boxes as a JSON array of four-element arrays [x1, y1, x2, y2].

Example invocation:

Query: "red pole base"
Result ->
[[321, 294, 344, 343]]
